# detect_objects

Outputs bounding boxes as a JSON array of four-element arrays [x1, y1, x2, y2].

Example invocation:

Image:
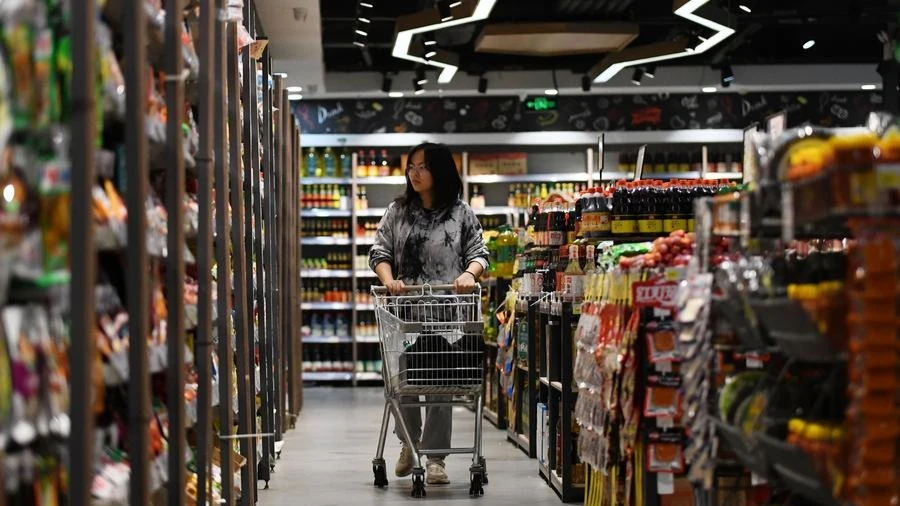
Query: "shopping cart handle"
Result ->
[[371, 283, 478, 294]]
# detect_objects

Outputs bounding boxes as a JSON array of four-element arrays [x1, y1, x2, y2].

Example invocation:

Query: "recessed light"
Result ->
[[286, 86, 303, 93], [738, 4, 751, 13], [388, 91, 404, 98], [414, 88, 426, 95], [802, 39, 815, 50], [861, 84, 877, 90], [355, 29, 368, 36], [288, 94, 303, 100], [358, 16, 370, 23], [359, 1, 373, 7], [545, 89, 559, 96], [702, 86, 717, 93]]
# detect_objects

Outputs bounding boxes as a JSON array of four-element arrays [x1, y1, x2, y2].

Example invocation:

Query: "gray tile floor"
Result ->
[[256, 387, 562, 506]]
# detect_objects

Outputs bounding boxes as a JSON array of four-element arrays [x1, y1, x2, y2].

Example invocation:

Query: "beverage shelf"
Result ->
[[302, 335, 354, 344], [301, 302, 354, 310], [356, 304, 375, 311], [595, 171, 744, 181], [301, 237, 352, 246], [468, 173, 591, 184], [474, 206, 520, 215], [356, 207, 387, 217], [355, 372, 383, 381], [301, 177, 352, 185], [302, 371, 354, 382], [355, 237, 376, 245], [355, 176, 406, 185], [356, 335, 380, 343], [300, 269, 354, 278], [355, 270, 377, 277], [300, 209, 352, 218]]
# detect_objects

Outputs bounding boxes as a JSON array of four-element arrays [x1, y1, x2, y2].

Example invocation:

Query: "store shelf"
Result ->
[[303, 372, 354, 382], [301, 302, 354, 311], [355, 372, 383, 381], [483, 408, 500, 426], [302, 336, 354, 344], [355, 270, 377, 277], [355, 237, 377, 245], [301, 237, 352, 246], [356, 207, 387, 217], [300, 269, 353, 278], [467, 173, 590, 184], [356, 335, 380, 343], [596, 171, 744, 181], [539, 376, 550, 387], [355, 176, 406, 185], [301, 130, 744, 148], [551, 381, 563, 392], [474, 206, 520, 216], [300, 209, 352, 218], [356, 304, 375, 311], [301, 177, 352, 185]]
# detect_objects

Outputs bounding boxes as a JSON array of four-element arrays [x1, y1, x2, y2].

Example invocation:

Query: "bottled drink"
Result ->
[[494, 225, 517, 278], [367, 150, 378, 177], [356, 150, 367, 178], [470, 185, 485, 209], [378, 149, 390, 177], [323, 147, 336, 177], [564, 244, 585, 300], [305, 148, 318, 178], [338, 148, 350, 177], [507, 186, 516, 208]]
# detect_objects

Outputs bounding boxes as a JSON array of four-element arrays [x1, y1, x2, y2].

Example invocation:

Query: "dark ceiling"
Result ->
[[320, 0, 899, 76]]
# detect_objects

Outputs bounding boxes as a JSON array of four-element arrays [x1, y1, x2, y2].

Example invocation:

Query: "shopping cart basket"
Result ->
[[370, 284, 488, 498]]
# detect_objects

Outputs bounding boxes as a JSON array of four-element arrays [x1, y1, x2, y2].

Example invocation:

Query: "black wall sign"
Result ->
[[292, 91, 882, 135]]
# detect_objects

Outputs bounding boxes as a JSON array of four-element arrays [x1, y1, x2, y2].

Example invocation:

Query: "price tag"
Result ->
[[656, 415, 674, 429], [876, 163, 900, 190], [657, 472, 675, 495]]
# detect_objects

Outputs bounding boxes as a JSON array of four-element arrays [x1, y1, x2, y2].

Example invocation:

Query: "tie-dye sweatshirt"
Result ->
[[368, 199, 489, 285]]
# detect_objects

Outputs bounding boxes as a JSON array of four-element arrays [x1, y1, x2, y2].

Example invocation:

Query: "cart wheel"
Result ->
[[479, 457, 488, 485], [411, 474, 426, 498], [469, 472, 484, 497], [372, 461, 388, 488]]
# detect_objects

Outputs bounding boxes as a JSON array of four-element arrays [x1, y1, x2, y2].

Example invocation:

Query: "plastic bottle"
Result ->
[[356, 150, 367, 178], [305, 148, 318, 178], [495, 225, 517, 278], [323, 147, 336, 177], [338, 149, 350, 177], [379, 149, 391, 177]]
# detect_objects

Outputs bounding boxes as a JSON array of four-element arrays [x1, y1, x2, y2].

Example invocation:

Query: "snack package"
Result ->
[[646, 431, 685, 473], [644, 373, 682, 418]]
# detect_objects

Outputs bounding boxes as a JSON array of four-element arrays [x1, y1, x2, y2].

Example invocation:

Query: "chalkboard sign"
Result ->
[[292, 91, 882, 135]]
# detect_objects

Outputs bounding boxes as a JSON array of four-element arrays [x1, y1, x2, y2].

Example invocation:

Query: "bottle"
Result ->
[[323, 147, 336, 177], [507, 186, 516, 208], [378, 149, 390, 177], [495, 225, 517, 278], [356, 150, 367, 178], [331, 185, 341, 209], [470, 185, 485, 209], [338, 148, 351, 178], [564, 245, 585, 301], [305, 148, 318, 178], [540, 183, 549, 201], [367, 150, 378, 177]]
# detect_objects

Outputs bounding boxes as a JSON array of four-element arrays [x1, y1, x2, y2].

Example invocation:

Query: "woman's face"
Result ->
[[407, 149, 433, 196]]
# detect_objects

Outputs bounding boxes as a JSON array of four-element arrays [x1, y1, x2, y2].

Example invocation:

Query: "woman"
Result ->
[[368, 142, 489, 485]]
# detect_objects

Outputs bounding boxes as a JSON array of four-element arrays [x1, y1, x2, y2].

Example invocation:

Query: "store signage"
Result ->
[[632, 280, 679, 308], [523, 96, 558, 112]]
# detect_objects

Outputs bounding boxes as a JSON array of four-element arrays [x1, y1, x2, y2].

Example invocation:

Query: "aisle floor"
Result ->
[[257, 387, 562, 506]]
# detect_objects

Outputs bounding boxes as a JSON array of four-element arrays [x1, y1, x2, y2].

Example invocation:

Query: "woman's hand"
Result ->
[[385, 279, 406, 294], [454, 272, 477, 293]]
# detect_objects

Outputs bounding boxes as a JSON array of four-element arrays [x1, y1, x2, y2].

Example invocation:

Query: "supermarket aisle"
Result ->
[[258, 387, 560, 506]]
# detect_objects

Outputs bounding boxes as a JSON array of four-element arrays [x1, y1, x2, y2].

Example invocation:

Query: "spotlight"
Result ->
[[359, 1, 373, 7], [286, 86, 303, 93], [803, 39, 815, 50], [388, 91, 404, 98], [631, 68, 644, 86], [437, 0, 453, 21], [861, 84, 877, 90], [424, 47, 437, 60], [413, 79, 425, 95], [720, 63, 734, 85], [450, 1, 462, 6], [738, 4, 751, 13], [416, 68, 428, 85], [358, 16, 370, 23], [381, 75, 392, 93], [355, 28, 368, 36], [644, 65, 656, 78], [702, 86, 717, 93], [353, 34, 366, 47], [478, 76, 488, 94], [423, 33, 437, 46], [581, 74, 591, 92], [545, 88, 559, 96]]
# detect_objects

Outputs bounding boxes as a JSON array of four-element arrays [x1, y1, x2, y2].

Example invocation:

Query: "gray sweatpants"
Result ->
[[397, 395, 452, 460]]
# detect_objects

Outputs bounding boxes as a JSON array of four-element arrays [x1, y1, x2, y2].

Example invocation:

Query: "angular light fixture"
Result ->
[[392, 0, 499, 84], [423, 33, 437, 46], [738, 4, 751, 13], [591, 0, 735, 83], [803, 39, 815, 50], [437, 0, 454, 22], [359, 1, 374, 7]]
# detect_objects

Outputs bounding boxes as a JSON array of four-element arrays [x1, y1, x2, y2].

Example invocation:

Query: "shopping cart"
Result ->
[[370, 284, 487, 498]]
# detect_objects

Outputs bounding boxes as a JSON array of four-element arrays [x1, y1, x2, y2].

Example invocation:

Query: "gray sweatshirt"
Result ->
[[368, 199, 489, 286]]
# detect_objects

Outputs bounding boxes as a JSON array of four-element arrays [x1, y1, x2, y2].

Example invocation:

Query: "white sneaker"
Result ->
[[395, 444, 414, 477], [426, 459, 449, 485]]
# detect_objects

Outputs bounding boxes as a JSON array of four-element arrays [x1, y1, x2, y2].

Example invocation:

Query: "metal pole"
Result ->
[[260, 50, 276, 465], [165, 1, 187, 503], [195, 0, 215, 503], [124, 0, 151, 501], [69, 1, 97, 505], [214, 1, 234, 501], [272, 75, 285, 444], [228, 22, 257, 506]]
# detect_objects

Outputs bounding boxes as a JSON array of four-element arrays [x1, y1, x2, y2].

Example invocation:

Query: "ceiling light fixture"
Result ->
[[424, 47, 437, 59], [288, 94, 303, 100], [591, 0, 735, 83], [437, 0, 453, 22], [545, 89, 559, 96], [720, 63, 734, 85], [358, 16, 371, 23], [803, 39, 815, 50], [416, 68, 428, 85], [423, 33, 436, 46], [738, 4, 751, 13], [450, 1, 462, 6], [702, 86, 717, 93], [582, 74, 591, 92], [355, 28, 368, 36], [359, 1, 374, 7], [353, 34, 366, 47], [861, 84, 877, 90], [392, 0, 499, 83], [381, 75, 392, 93], [413, 79, 426, 95], [644, 65, 656, 78], [631, 68, 644, 85], [286, 86, 303, 93], [388, 91, 404, 98], [478, 76, 488, 94]]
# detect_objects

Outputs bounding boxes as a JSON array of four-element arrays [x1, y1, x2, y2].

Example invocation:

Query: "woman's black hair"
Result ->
[[395, 142, 463, 210]]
